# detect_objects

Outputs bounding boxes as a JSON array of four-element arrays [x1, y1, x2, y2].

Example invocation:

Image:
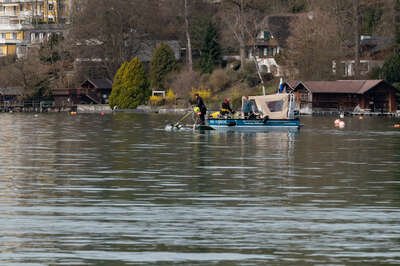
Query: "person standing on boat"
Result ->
[[195, 93, 207, 125], [242, 96, 254, 119], [220, 98, 234, 116]]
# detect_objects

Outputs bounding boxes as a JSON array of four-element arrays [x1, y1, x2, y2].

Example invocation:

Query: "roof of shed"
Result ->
[[287, 80, 389, 94], [82, 78, 113, 89]]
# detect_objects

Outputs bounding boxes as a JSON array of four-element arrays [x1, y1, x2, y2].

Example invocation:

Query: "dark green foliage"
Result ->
[[396, 0, 400, 45], [109, 57, 150, 109], [381, 53, 400, 83], [199, 22, 221, 74], [150, 43, 176, 89], [290, 0, 307, 13], [240, 62, 259, 87], [362, 7, 382, 35], [40, 34, 63, 63], [380, 53, 400, 105], [369, 66, 382, 79], [32, 79, 53, 100]]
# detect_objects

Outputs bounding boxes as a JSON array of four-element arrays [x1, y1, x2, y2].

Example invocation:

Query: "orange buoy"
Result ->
[[70, 111, 77, 116], [338, 120, 345, 129], [394, 124, 400, 128], [334, 119, 341, 127], [100, 111, 105, 116]]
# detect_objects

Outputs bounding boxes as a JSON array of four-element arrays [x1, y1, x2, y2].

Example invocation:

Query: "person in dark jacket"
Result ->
[[195, 93, 207, 125], [220, 98, 234, 116]]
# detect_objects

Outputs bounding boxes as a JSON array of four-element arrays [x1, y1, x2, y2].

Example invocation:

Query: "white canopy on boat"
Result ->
[[248, 93, 291, 119]]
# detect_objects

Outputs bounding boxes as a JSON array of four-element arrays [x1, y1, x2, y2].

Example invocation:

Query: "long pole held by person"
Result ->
[[173, 111, 193, 127]]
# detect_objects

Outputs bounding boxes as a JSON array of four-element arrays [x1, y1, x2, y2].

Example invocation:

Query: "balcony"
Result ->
[[0, 38, 24, 44], [0, 0, 44, 3]]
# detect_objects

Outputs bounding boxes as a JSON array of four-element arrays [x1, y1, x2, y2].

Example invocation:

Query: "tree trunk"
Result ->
[[353, 0, 360, 79], [239, 0, 245, 71], [184, 0, 193, 72]]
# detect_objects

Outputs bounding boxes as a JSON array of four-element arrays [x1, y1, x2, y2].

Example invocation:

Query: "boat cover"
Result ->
[[249, 94, 290, 119]]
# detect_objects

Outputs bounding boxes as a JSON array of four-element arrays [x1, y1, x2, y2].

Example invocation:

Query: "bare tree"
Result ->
[[218, 0, 272, 71], [285, 9, 341, 80], [184, 0, 193, 71], [70, 0, 166, 78], [0, 49, 49, 98]]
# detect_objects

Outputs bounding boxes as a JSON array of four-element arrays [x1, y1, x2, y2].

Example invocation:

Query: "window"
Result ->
[[263, 31, 271, 40], [1, 33, 5, 39], [11, 33, 17, 39], [48, 4, 54, 11], [267, 100, 284, 112], [360, 62, 369, 72], [263, 48, 268, 57]]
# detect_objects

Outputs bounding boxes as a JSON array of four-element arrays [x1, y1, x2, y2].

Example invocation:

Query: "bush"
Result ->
[[191, 88, 212, 101], [165, 89, 177, 105], [165, 69, 201, 98], [208, 69, 230, 92], [109, 57, 150, 109], [241, 62, 260, 87], [149, 95, 165, 106]]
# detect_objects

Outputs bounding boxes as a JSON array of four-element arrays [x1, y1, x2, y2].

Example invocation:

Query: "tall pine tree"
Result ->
[[199, 22, 221, 74]]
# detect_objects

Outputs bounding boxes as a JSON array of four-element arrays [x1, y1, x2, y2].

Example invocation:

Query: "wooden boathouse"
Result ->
[[285, 80, 398, 115]]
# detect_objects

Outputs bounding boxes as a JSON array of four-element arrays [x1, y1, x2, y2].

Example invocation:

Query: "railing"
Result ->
[[0, 0, 45, 3]]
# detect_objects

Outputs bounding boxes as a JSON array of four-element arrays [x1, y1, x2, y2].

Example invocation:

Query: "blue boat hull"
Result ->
[[207, 118, 301, 130]]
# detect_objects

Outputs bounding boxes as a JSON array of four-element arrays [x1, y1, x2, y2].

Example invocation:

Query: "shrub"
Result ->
[[165, 89, 177, 105], [109, 57, 150, 109], [149, 95, 165, 106], [191, 88, 212, 101], [208, 69, 230, 92], [165, 69, 201, 98], [241, 62, 260, 87]]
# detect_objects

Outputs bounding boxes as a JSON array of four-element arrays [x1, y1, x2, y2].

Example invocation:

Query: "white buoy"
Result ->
[[338, 120, 345, 128], [339, 112, 344, 119]]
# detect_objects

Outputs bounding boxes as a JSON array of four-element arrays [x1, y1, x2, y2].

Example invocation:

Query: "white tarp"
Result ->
[[249, 93, 290, 119]]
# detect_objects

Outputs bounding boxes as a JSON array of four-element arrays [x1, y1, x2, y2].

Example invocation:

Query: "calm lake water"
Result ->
[[0, 113, 399, 266]]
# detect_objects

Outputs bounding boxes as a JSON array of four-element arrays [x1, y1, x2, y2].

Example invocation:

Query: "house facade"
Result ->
[[285, 80, 397, 114], [53, 78, 113, 107], [0, 0, 68, 58], [248, 15, 295, 77], [333, 36, 395, 78]]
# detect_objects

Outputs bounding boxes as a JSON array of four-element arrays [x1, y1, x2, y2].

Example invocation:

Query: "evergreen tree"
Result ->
[[150, 43, 176, 89], [381, 53, 400, 104], [109, 57, 150, 109], [199, 22, 221, 74], [381, 53, 400, 84]]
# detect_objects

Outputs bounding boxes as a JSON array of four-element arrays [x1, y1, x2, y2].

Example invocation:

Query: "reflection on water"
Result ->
[[0, 113, 399, 265]]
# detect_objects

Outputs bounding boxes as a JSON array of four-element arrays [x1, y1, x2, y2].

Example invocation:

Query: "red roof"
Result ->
[[289, 80, 388, 94]]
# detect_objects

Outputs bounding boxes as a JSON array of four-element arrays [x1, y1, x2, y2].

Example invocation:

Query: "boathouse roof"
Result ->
[[81, 78, 112, 89], [287, 80, 392, 94]]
